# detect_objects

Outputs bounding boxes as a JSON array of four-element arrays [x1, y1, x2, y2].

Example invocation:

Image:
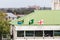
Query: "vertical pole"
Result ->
[[44, 0, 45, 10], [34, 30, 35, 39], [12, 25, 14, 40], [53, 30, 54, 39], [43, 30, 44, 39], [24, 30, 25, 39]]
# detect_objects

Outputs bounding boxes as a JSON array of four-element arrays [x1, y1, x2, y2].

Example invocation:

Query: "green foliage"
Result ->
[[0, 11, 10, 34]]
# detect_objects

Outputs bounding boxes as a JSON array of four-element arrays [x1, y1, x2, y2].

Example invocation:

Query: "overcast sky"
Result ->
[[0, 0, 52, 8]]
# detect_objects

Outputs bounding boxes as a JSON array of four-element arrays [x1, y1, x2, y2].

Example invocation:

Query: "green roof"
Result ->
[[10, 10, 60, 26]]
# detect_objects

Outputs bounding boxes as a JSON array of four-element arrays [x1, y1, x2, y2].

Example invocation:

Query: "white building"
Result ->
[[6, 13, 17, 20], [10, 10, 60, 40]]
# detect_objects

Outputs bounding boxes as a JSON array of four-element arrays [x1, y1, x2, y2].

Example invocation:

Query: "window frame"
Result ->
[[54, 30, 60, 36], [17, 31, 24, 37], [35, 30, 43, 37], [44, 30, 53, 37], [25, 31, 34, 37]]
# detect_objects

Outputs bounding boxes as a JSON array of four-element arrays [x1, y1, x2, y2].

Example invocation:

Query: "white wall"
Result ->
[[15, 39, 60, 40], [13, 26, 60, 40], [15, 26, 60, 30]]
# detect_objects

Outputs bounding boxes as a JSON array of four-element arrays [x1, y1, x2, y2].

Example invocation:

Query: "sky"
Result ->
[[0, 0, 52, 8]]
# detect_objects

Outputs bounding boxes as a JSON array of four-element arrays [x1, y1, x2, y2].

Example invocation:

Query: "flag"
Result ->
[[29, 19, 34, 25], [17, 19, 24, 25], [38, 19, 44, 25]]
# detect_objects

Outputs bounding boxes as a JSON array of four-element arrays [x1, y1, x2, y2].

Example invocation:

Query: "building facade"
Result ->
[[10, 10, 60, 40]]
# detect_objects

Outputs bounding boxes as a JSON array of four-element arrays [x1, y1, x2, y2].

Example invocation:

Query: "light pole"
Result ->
[[44, 0, 46, 10]]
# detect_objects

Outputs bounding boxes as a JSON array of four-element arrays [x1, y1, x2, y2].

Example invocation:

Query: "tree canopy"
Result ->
[[0, 11, 10, 34]]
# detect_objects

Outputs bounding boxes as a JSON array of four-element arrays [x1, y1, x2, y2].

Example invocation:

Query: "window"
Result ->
[[17, 31, 24, 37], [9, 17, 11, 19], [44, 30, 53, 37], [26, 31, 34, 37], [3, 34, 7, 38], [12, 17, 14, 20], [35, 30, 43, 37], [54, 30, 60, 36]]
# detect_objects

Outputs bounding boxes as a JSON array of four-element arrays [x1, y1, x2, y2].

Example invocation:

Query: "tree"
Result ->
[[0, 11, 10, 40]]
